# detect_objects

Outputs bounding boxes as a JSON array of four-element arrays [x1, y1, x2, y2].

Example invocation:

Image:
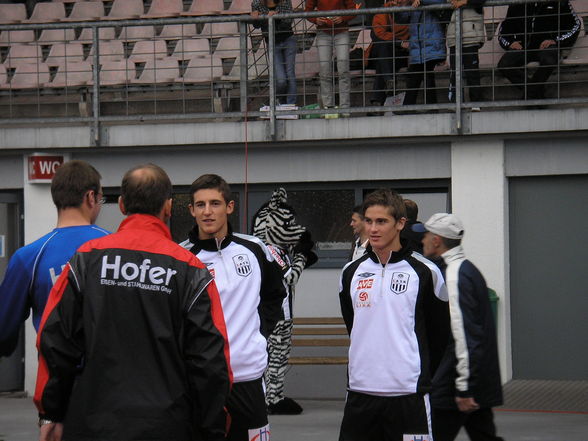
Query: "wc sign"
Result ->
[[27, 155, 64, 183]]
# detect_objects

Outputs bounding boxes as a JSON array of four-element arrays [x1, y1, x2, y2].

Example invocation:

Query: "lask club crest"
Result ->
[[390, 272, 410, 294], [233, 254, 252, 277]]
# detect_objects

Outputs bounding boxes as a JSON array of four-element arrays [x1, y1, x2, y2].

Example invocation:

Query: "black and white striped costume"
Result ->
[[252, 188, 317, 412]]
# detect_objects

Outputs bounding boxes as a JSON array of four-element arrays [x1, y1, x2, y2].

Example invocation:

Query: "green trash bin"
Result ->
[[488, 288, 499, 326]]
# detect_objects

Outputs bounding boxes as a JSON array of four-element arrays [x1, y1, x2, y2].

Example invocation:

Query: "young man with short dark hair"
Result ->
[[35, 164, 231, 441], [0, 160, 109, 357], [181, 174, 287, 441], [338, 188, 447, 441], [349, 205, 368, 261], [415, 213, 503, 441]]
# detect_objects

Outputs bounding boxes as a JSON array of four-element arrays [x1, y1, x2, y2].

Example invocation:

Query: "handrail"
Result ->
[[0, 0, 585, 139]]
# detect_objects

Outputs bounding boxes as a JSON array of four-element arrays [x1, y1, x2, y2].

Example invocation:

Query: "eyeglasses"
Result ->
[[96, 192, 106, 205]]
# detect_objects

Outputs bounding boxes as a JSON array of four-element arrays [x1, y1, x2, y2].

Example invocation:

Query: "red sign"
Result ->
[[28, 155, 64, 182]]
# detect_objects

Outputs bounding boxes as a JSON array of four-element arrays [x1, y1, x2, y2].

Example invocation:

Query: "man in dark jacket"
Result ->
[[416, 213, 503, 441], [34, 164, 231, 441], [497, 0, 581, 99]]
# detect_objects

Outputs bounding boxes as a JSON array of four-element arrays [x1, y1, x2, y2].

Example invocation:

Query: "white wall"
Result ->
[[450, 140, 512, 383]]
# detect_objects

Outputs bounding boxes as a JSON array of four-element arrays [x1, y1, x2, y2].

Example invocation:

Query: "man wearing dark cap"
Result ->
[[414, 213, 504, 441]]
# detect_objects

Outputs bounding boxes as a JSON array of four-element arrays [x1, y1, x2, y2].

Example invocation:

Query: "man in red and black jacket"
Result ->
[[34, 164, 232, 441]]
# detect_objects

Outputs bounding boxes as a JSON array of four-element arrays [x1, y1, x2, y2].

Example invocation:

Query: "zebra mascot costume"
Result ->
[[252, 188, 317, 415]]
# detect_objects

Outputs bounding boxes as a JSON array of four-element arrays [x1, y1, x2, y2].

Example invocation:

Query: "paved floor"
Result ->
[[1, 395, 587, 441]]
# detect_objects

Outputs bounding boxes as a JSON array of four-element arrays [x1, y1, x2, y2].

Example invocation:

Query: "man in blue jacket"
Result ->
[[416, 213, 503, 441], [0, 160, 109, 357]]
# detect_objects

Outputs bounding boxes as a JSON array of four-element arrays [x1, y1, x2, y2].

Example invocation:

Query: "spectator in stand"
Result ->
[[497, 0, 580, 100], [305, 0, 356, 113], [369, 1, 410, 109], [396, 0, 447, 108], [446, 0, 486, 108], [251, 0, 298, 105]]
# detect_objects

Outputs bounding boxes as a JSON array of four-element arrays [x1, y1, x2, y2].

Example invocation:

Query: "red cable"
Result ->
[[243, 108, 249, 234]]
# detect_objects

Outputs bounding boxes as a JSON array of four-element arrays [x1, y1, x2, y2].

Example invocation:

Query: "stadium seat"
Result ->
[[0, 63, 6, 86], [108, 0, 144, 20], [183, 0, 224, 15], [64, 1, 106, 21], [178, 55, 222, 83], [27, 2, 66, 22], [563, 35, 588, 65], [45, 42, 85, 67], [89, 40, 125, 62], [132, 57, 180, 84], [77, 27, 117, 43], [213, 36, 243, 60], [38, 28, 76, 43], [94, 59, 135, 85], [159, 24, 198, 40], [48, 61, 94, 87], [129, 40, 168, 63], [119, 26, 156, 41], [227, 0, 252, 13], [0, 30, 36, 45], [4, 44, 43, 68], [173, 38, 211, 60], [143, 0, 184, 17], [248, 39, 269, 79], [200, 21, 239, 37], [293, 17, 316, 34], [0, 4, 27, 23], [2, 62, 51, 89], [295, 46, 319, 79], [478, 37, 504, 69]]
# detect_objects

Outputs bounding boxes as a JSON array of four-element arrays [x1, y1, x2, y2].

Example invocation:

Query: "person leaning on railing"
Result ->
[[396, 0, 447, 108], [304, 0, 355, 111], [369, 1, 410, 108], [446, 0, 486, 107], [497, 0, 581, 100], [251, 0, 298, 105]]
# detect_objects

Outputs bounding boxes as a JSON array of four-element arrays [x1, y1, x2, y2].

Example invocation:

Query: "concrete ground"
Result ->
[[1, 395, 587, 441]]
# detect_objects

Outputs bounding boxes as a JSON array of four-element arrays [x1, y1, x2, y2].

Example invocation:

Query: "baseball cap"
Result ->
[[412, 213, 465, 240]]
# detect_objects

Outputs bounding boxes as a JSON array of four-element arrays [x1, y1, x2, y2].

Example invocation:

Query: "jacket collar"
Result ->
[[188, 222, 234, 253], [118, 214, 172, 240], [366, 238, 412, 265], [441, 245, 465, 265]]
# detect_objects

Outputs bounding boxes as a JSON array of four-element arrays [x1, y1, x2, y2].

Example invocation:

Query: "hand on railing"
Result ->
[[509, 41, 523, 50], [451, 0, 468, 9]]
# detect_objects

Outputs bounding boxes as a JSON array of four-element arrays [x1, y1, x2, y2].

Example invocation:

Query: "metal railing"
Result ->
[[0, 0, 586, 143]]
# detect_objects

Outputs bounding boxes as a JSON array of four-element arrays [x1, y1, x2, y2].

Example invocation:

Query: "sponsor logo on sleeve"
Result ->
[[390, 272, 410, 294], [233, 254, 252, 277]]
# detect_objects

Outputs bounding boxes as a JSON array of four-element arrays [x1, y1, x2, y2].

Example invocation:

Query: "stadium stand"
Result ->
[[0, 3, 28, 23], [182, 0, 225, 15], [143, 0, 184, 18]]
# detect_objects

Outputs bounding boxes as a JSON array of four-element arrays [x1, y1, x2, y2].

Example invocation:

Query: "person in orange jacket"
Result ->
[[370, 1, 410, 107], [305, 0, 356, 112]]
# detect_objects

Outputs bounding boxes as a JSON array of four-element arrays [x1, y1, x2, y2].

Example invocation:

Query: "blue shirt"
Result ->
[[0, 224, 110, 356]]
